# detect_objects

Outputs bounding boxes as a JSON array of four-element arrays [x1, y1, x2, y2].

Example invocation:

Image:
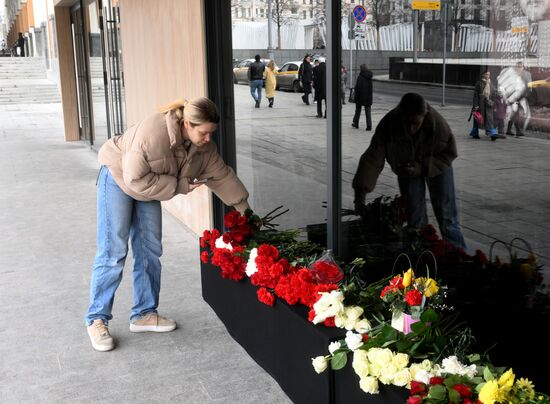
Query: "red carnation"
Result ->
[[362, 334, 369, 342], [323, 317, 335, 327], [389, 276, 404, 289], [237, 215, 247, 226], [257, 287, 275, 306], [407, 396, 424, 404], [200, 251, 209, 263], [224, 210, 240, 229], [410, 381, 427, 395], [308, 308, 316, 322], [429, 377, 445, 385], [258, 244, 279, 259], [452, 384, 472, 398], [405, 289, 423, 306]]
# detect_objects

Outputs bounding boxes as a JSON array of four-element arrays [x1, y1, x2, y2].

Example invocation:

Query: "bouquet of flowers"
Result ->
[[380, 253, 443, 334]]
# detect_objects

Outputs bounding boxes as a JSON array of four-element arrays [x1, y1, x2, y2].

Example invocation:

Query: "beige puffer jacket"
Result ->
[[98, 110, 249, 212]]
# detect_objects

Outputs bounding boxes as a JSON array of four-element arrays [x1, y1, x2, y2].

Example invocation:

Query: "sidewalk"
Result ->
[[0, 104, 291, 403]]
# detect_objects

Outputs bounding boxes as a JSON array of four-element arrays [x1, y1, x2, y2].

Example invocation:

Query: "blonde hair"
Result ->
[[159, 97, 219, 127], [267, 60, 276, 70]]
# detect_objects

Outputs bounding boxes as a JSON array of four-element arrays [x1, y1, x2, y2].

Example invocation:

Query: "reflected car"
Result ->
[[233, 58, 273, 84], [276, 61, 303, 92]]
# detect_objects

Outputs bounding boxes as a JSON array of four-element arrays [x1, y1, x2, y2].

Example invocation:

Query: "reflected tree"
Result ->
[[271, 0, 295, 49]]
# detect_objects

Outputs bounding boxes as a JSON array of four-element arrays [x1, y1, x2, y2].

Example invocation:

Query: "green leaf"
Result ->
[[331, 352, 348, 370], [484, 366, 495, 381], [421, 308, 439, 323], [410, 321, 426, 334], [427, 384, 447, 400], [467, 353, 481, 363]]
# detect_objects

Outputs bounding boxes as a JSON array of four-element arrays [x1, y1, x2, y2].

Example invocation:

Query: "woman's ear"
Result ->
[[183, 119, 190, 130]]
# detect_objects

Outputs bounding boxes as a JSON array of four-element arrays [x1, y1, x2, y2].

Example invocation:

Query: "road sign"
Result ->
[[353, 5, 367, 23], [412, 0, 440, 10]]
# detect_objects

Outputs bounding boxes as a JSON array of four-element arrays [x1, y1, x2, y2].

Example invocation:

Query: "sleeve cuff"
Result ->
[[176, 178, 189, 195], [233, 200, 250, 214]]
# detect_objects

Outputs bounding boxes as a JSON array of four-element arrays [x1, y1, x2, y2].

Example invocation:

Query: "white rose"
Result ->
[[420, 359, 433, 370], [312, 356, 328, 374], [334, 312, 356, 330], [367, 348, 393, 367], [245, 248, 258, 277], [345, 331, 364, 351], [368, 363, 382, 377], [393, 353, 409, 370], [354, 319, 372, 334], [359, 376, 380, 394], [328, 341, 341, 355], [214, 237, 233, 250], [380, 363, 399, 385], [392, 369, 412, 387], [352, 350, 370, 378]]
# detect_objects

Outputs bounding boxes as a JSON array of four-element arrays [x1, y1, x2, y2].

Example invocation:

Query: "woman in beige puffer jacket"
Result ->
[[85, 97, 249, 352]]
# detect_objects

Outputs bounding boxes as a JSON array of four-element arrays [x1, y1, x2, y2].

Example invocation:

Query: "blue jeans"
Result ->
[[398, 166, 466, 250], [85, 167, 163, 325], [250, 79, 263, 102]]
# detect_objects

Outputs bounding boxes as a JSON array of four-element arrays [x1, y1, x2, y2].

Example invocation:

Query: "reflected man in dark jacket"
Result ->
[[248, 54, 265, 108], [298, 54, 313, 105], [352, 64, 373, 131], [313, 57, 327, 118], [353, 93, 466, 250]]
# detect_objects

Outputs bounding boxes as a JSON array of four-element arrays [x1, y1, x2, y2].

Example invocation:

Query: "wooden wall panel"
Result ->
[[119, 0, 212, 234], [54, 5, 80, 141]]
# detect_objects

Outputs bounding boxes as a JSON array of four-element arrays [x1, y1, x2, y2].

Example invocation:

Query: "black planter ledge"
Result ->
[[201, 261, 409, 404]]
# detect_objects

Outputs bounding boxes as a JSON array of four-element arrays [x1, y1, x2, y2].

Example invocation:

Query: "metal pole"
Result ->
[[349, 11, 354, 89], [327, 0, 342, 255], [442, 2, 447, 106], [267, 0, 274, 60], [413, 10, 418, 62]]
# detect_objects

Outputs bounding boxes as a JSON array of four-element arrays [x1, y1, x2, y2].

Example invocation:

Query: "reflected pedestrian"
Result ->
[[248, 54, 265, 108], [341, 62, 348, 105], [493, 87, 507, 136], [353, 93, 466, 250], [313, 57, 326, 118], [17, 33, 25, 57], [85, 97, 250, 351], [470, 71, 503, 140], [298, 54, 313, 105], [351, 64, 373, 131], [264, 60, 277, 108]]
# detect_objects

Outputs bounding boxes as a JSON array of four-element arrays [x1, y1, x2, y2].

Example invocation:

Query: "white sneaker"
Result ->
[[87, 320, 115, 352], [129, 313, 177, 333]]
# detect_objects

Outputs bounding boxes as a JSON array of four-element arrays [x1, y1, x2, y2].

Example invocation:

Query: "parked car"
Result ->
[[233, 58, 273, 84], [276, 61, 303, 92]]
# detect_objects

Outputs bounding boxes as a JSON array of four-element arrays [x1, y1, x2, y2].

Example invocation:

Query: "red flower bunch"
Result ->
[[407, 377, 480, 404], [380, 275, 405, 298], [250, 244, 292, 289], [222, 210, 255, 246], [200, 228, 221, 249], [405, 289, 423, 306], [257, 287, 275, 306], [210, 245, 246, 281], [310, 260, 344, 284]]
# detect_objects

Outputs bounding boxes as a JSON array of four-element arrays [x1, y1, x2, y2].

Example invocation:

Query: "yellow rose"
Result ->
[[479, 380, 499, 404], [403, 268, 414, 287], [423, 278, 439, 297]]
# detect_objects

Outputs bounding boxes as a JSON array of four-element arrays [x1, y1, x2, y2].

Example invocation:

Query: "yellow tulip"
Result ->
[[403, 268, 414, 287]]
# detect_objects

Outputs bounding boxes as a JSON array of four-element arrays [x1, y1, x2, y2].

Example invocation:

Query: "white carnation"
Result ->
[[312, 291, 345, 324], [440, 356, 477, 378], [214, 237, 233, 250], [245, 248, 258, 277]]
